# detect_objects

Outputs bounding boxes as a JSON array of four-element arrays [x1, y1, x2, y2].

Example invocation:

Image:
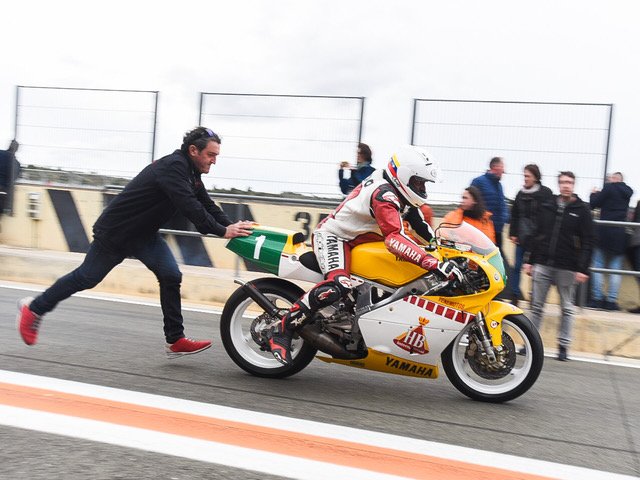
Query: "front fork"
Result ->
[[473, 312, 498, 362]]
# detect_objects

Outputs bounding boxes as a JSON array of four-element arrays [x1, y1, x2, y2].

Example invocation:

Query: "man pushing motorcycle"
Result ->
[[267, 145, 463, 365]]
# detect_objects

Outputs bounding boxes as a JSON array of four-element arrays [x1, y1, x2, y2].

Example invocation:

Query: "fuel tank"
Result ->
[[350, 241, 431, 287]]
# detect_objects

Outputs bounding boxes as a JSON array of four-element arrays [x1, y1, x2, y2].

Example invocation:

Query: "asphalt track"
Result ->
[[0, 283, 638, 479]]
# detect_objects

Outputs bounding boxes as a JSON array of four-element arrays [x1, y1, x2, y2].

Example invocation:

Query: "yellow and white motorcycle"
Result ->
[[221, 221, 543, 403]]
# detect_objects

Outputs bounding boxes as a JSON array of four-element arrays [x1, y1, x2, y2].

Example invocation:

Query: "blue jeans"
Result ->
[[30, 234, 185, 343], [590, 247, 624, 302], [511, 244, 525, 299]]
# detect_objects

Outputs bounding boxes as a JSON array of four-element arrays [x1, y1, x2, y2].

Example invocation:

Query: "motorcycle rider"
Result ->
[[267, 145, 462, 365]]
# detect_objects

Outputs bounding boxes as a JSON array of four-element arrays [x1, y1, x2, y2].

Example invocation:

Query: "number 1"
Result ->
[[253, 235, 266, 260]]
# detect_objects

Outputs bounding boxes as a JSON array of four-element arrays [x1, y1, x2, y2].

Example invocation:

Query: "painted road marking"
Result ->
[[0, 370, 634, 480]]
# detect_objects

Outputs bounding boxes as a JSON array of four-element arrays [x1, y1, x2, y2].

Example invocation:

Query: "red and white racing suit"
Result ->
[[285, 170, 437, 328]]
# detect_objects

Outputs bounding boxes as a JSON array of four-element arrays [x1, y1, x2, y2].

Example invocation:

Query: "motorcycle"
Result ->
[[220, 221, 544, 403]]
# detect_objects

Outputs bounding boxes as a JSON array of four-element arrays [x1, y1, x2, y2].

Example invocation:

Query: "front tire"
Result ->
[[220, 279, 317, 378], [441, 314, 544, 403]]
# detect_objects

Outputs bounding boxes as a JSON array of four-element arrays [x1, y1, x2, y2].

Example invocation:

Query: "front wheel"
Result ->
[[441, 314, 544, 403], [220, 279, 317, 379]]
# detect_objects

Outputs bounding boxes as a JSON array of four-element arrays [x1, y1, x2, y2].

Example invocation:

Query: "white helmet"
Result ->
[[385, 145, 442, 207]]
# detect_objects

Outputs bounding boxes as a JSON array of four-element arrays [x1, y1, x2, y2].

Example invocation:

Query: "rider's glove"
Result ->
[[436, 260, 463, 282]]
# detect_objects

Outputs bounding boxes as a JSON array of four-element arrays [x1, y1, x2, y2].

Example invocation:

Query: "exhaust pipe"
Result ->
[[234, 279, 279, 317], [298, 323, 364, 360]]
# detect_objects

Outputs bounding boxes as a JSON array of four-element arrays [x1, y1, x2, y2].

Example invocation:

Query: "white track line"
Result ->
[[0, 370, 636, 480]]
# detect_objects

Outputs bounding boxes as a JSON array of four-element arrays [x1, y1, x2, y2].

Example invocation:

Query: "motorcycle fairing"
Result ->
[[317, 350, 439, 379], [357, 296, 468, 369]]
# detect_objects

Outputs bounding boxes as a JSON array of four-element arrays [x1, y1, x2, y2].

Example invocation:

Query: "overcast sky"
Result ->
[[1, 0, 638, 202]]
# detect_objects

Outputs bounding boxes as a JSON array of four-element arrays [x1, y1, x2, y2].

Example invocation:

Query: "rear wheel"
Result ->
[[441, 314, 544, 403], [220, 279, 317, 378]]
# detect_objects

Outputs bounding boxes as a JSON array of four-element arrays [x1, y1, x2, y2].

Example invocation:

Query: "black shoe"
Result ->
[[512, 298, 519, 307], [517, 346, 526, 355], [586, 300, 603, 310], [628, 306, 640, 314], [557, 345, 568, 361], [602, 301, 621, 311]]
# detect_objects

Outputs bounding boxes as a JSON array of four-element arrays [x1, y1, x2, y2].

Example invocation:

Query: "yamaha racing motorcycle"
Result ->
[[220, 221, 543, 403]]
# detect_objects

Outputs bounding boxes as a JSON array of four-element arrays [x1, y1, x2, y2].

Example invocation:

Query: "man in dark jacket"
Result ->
[[16, 127, 254, 358], [0, 139, 21, 220], [471, 157, 509, 250], [524, 171, 593, 361], [509, 164, 554, 306], [588, 172, 633, 310]]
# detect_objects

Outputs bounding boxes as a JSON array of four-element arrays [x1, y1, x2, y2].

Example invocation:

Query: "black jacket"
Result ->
[[590, 181, 634, 254], [93, 149, 231, 252], [528, 194, 594, 274], [509, 184, 554, 249]]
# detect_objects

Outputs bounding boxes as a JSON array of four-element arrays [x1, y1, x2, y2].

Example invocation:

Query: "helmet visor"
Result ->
[[408, 175, 428, 199]]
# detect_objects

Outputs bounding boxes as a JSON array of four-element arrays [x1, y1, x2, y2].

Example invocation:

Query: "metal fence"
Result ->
[[14, 86, 158, 178], [411, 99, 613, 203], [198, 93, 364, 197]]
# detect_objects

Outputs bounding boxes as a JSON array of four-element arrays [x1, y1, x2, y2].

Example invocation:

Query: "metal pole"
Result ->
[[410, 99, 418, 145], [357, 97, 365, 143], [602, 104, 614, 184], [198, 92, 204, 126], [150, 91, 159, 161], [14, 86, 20, 139]]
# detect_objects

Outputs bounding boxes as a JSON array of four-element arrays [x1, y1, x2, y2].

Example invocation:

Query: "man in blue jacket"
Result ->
[[588, 172, 633, 310], [16, 127, 254, 358], [471, 157, 509, 251], [338, 143, 375, 195]]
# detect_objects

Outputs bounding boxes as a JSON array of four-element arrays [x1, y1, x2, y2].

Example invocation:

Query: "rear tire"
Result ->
[[441, 314, 544, 403], [220, 279, 317, 378]]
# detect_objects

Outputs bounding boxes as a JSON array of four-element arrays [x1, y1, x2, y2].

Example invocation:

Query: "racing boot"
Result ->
[[267, 278, 349, 366], [267, 304, 310, 366]]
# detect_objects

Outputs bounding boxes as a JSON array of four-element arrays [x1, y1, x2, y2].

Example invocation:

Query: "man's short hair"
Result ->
[[611, 171, 623, 181], [489, 157, 503, 169], [181, 127, 221, 154], [558, 171, 575, 180]]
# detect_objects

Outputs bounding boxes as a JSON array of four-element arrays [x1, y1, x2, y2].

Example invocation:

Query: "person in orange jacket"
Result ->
[[442, 186, 496, 243]]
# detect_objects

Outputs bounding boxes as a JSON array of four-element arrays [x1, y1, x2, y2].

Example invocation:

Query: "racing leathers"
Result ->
[[267, 170, 458, 365]]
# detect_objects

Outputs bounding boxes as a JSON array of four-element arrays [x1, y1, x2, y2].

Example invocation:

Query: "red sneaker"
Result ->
[[16, 297, 42, 346], [166, 337, 211, 359]]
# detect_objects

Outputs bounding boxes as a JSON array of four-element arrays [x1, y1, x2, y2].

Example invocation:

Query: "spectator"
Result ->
[[626, 200, 640, 314], [16, 127, 254, 358], [471, 157, 509, 251], [524, 171, 593, 361], [588, 172, 633, 311], [509, 164, 554, 307], [0, 139, 21, 222], [338, 142, 375, 195], [442, 186, 496, 242]]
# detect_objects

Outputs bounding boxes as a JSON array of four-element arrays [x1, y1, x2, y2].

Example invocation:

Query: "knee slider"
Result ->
[[309, 278, 349, 310]]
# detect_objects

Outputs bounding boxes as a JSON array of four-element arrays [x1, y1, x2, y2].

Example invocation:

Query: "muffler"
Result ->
[[298, 322, 364, 360], [234, 279, 279, 317]]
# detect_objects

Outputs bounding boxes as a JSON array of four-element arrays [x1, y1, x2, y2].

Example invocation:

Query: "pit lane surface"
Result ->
[[1, 284, 638, 479]]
